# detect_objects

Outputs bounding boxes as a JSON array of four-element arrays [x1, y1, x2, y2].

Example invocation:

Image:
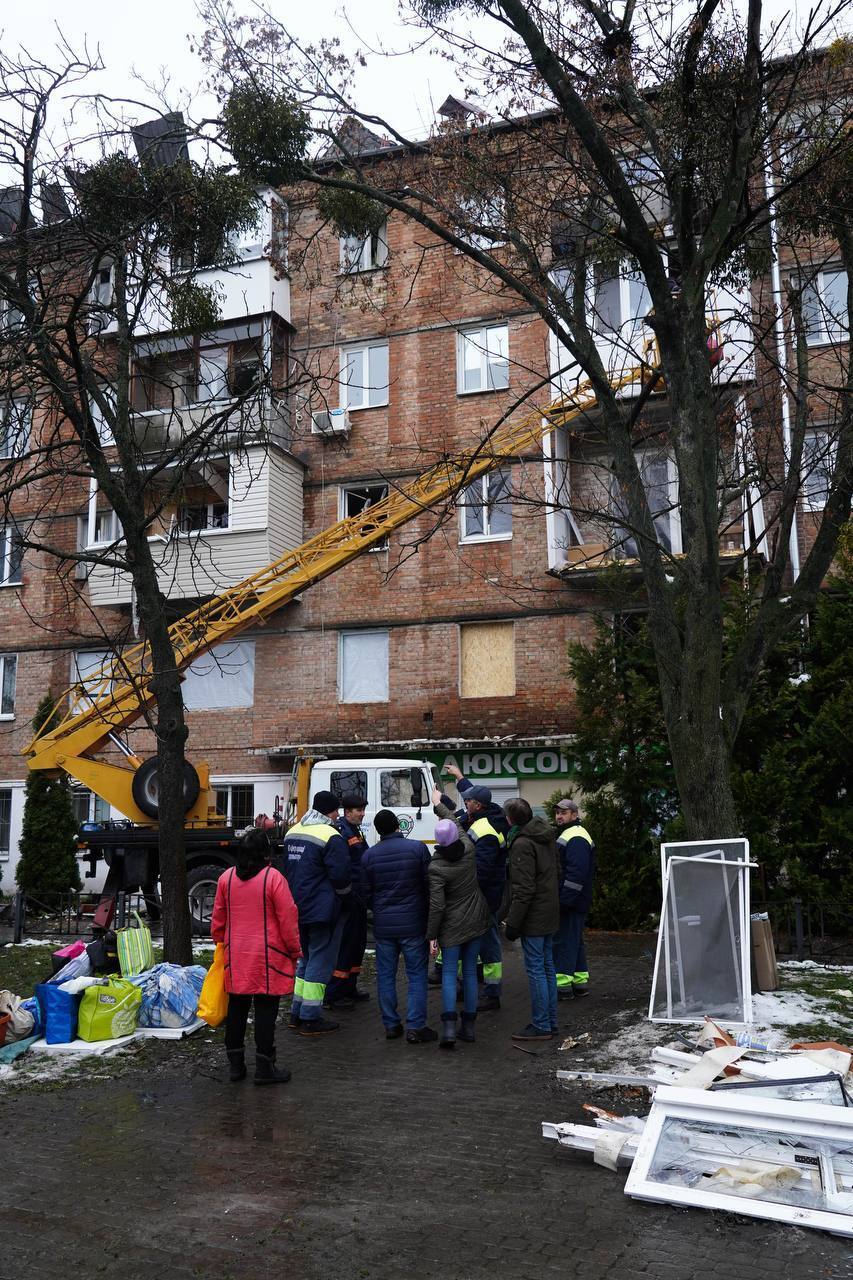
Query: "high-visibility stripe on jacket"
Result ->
[[467, 815, 508, 913], [556, 823, 595, 913], [283, 820, 352, 925]]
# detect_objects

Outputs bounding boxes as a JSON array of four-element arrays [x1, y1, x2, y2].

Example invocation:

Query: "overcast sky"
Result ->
[[1, 0, 843, 158]]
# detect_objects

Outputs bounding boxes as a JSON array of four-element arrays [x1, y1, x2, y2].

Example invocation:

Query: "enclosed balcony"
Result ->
[[85, 444, 305, 607]]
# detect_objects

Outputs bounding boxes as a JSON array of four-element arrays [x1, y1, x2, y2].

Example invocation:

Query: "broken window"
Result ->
[[340, 483, 390, 550]]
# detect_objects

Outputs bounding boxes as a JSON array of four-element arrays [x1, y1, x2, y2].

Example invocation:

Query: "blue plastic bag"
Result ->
[[35, 983, 82, 1044], [127, 964, 206, 1028], [18, 996, 43, 1038]]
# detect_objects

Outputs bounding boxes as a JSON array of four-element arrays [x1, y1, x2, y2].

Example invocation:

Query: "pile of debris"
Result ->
[[543, 1018, 853, 1237]]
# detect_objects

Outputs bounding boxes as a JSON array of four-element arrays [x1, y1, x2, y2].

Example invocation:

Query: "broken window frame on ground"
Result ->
[[625, 1086, 853, 1237], [649, 845, 754, 1025]]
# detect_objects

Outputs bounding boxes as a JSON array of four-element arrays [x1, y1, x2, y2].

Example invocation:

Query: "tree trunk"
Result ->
[[667, 710, 739, 839], [132, 567, 194, 966]]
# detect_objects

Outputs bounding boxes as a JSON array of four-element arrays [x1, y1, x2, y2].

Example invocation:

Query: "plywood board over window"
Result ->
[[460, 622, 515, 698]]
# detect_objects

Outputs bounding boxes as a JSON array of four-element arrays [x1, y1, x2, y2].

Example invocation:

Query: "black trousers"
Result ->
[[325, 901, 369, 1002], [224, 993, 281, 1056]]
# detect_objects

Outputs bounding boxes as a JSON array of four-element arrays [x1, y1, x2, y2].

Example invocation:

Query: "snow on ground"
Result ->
[[585, 962, 853, 1075]]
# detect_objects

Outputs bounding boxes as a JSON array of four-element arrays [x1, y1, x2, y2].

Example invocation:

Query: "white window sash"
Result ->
[[339, 631, 389, 703], [340, 342, 389, 410], [457, 324, 509, 394]]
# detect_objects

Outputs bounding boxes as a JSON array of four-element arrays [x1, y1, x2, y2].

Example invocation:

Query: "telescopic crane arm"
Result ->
[[23, 368, 644, 821]]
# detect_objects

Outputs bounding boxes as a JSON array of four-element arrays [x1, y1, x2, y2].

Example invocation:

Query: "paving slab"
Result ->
[[2, 935, 853, 1280]]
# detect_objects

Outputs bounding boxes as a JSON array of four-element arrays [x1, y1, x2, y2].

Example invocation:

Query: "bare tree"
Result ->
[[0, 45, 287, 959], [198, 0, 852, 838]]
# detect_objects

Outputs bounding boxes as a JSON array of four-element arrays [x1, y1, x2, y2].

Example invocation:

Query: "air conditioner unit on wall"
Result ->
[[311, 408, 351, 437]]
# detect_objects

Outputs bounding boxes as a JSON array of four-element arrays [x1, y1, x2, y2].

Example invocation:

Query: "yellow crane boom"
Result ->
[[23, 368, 643, 820]]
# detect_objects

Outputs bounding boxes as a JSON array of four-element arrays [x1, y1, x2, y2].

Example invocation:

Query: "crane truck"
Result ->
[[23, 369, 645, 931]]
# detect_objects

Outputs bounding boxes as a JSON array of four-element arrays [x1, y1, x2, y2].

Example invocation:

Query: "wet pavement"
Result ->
[[3, 934, 853, 1280]]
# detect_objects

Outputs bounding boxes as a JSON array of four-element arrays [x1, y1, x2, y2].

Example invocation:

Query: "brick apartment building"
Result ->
[[0, 89, 847, 891]]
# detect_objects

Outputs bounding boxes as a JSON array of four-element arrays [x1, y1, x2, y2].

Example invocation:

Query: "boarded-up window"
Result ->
[[459, 622, 515, 698]]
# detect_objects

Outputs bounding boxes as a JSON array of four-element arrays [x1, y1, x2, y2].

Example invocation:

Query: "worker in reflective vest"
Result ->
[[324, 793, 371, 1009], [443, 765, 508, 1012], [553, 798, 596, 999], [283, 790, 352, 1036]]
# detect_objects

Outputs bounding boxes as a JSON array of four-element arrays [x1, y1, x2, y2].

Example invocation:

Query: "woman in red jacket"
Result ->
[[211, 829, 301, 1085]]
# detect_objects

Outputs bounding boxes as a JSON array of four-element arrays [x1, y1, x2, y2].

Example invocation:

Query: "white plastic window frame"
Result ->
[[0, 785, 12, 857], [453, 193, 506, 251], [85, 479, 122, 548], [339, 482, 390, 551], [801, 427, 837, 512], [340, 341, 390, 411], [0, 653, 17, 719], [340, 221, 389, 274], [588, 259, 652, 347], [456, 323, 509, 395], [338, 629, 390, 704], [611, 449, 682, 558], [801, 267, 849, 347], [0, 397, 31, 459], [0, 525, 23, 586], [625, 1086, 853, 1236], [458, 469, 513, 544]]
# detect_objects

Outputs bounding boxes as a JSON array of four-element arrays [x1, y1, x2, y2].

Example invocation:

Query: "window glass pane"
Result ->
[[330, 770, 368, 802], [823, 270, 848, 340], [340, 631, 389, 703], [90, 385, 115, 445], [230, 785, 255, 827], [802, 281, 823, 341], [486, 325, 509, 389], [487, 470, 513, 536], [1, 655, 16, 715], [343, 348, 366, 409], [367, 343, 389, 405], [182, 641, 255, 710], [628, 273, 651, 322], [802, 430, 833, 509], [593, 268, 621, 335], [0, 788, 11, 853], [7, 529, 23, 582], [462, 332, 483, 391], [380, 769, 415, 807], [341, 234, 367, 272], [72, 650, 114, 708], [461, 478, 485, 538], [198, 348, 230, 401]]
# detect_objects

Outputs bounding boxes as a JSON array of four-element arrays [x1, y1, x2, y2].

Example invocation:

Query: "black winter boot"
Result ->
[[440, 1011, 458, 1050], [226, 1049, 247, 1082], [458, 1012, 477, 1043], [254, 1052, 292, 1085]]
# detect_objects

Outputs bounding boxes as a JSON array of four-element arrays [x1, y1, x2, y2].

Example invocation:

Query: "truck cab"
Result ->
[[301, 757, 442, 846]]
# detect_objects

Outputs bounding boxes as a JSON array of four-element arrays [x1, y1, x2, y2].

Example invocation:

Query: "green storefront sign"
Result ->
[[424, 748, 576, 782]]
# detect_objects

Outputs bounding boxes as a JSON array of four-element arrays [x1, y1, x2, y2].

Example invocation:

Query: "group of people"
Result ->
[[210, 768, 596, 1084]]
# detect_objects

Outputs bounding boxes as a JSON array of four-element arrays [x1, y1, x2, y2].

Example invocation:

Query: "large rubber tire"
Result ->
[[131, 756, 201, 820], [186, 863, 226, 937]]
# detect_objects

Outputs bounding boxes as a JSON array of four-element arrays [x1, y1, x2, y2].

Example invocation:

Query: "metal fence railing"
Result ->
[[756, 899, 853, 962], [0, 889, 155, 944]]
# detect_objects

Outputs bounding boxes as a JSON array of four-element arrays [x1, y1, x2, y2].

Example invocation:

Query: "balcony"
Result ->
[[90, 189, 290, 337], [130, 394, 291, 455], [86, 444, 305, 607]]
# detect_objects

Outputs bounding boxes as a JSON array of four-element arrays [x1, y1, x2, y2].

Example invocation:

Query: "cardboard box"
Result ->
[[751, 916, 779, 992]]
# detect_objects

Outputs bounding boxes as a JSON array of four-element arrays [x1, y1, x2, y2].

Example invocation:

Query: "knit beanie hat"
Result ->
[[312, 790, 339, 816], [374, 808, 400, 837], [434, 819, 459, 847]]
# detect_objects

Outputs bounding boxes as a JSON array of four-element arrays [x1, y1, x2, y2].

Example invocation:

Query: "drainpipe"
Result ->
[[764, 151, 801, 582]]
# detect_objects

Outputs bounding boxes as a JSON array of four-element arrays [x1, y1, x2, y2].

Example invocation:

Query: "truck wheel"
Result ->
[[131, 757, 201, 819], [187, 864, 225, 936]]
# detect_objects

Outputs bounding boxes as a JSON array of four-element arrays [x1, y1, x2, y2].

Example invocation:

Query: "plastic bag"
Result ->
[[78, 978, 142, 1041], [35, 982, 83, 1044], [127, 964, 206, 1028], [197, 944, 228, 1027], [0, 990, 36, 1044], [46, 950, 93, 986], [51, 940, 87, 975], [116, 911, 154, 978], [18, 996, 43, 1038]]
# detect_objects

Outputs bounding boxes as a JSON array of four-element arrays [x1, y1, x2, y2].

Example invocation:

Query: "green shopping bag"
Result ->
[[116, 910, 154, 978], [78, 977, 142, 1041]]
